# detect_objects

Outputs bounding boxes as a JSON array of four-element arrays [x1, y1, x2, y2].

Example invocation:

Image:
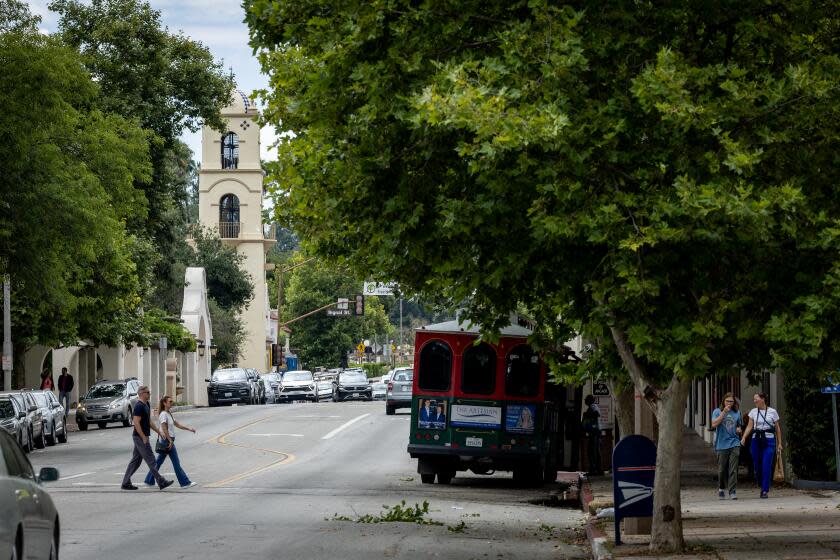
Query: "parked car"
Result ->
[[277, 370, 317, 402], [385, 367, 414, 415], [207, 368, 252, 406], [315, 378, 333, 401], [0, 428, 61, 559], [371, 378, 387, 400], [76, 379, 140, 431], [31, 391, 67, 445], [0, 392, 45, 451], [261, 372, 282, 404], [333, 370, 373, 402], [0, 397, 27, 451], [246, 369, 266, 405]]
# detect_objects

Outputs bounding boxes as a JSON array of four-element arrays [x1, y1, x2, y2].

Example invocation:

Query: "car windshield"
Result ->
[[339, 372, 368, 383], [86, 384, 125, 399], [213, 370, 248, 382], [0, 400, 14, 418], [284, 372, 313, 382], [263, 373, 281, 382], [33, 393, 49, 407]]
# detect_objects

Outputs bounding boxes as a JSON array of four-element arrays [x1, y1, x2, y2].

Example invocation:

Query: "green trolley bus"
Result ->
[[407, 318, 564, 485]]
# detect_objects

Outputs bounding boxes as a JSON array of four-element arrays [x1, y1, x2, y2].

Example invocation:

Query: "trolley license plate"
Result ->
[[225, 392, 232, 397], [465, 437, 483, 447]]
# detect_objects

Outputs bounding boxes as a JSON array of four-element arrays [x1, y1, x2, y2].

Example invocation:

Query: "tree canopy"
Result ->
[[246, 1, 840, 551]]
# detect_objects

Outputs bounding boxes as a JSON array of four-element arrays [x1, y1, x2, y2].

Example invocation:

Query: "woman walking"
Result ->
[[740, 392, 782, 498], [145, 395, 197, 488], [711, 392, 741, 499]]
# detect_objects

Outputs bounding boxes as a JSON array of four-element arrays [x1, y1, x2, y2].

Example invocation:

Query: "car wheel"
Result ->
[[97, 422, 107, 430], [48, 524, 58, 560], [78, 420, 88, 431], [46, 423, 56, 446], [420, 473, 435, 484], [122, 409, 131, 427], [35, 428, 46, 449], [12, 527, 22, 560], [57, 425, 67, 444], [436, 471, 454, 485], [385, 405, 395, 415]]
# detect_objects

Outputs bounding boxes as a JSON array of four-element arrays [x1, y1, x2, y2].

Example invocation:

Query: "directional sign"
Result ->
[[613, 435, 656, 546], [822, 385, 840, 394], [363, 282, 396, 296], [327, 309, 351, 317]]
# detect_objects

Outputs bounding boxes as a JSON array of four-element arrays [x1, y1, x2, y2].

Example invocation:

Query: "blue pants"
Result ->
[[58, 391, 70, 416], [144, 443, 192, 487], [751, 436, 776, 493]]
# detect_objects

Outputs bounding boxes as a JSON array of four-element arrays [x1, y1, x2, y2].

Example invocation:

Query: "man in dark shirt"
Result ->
[[57, 367, 74, 416], [121, 386, 173, 490]]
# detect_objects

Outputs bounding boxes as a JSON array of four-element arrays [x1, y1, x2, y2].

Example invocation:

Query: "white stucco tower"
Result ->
[[198, 89, 274, 370]]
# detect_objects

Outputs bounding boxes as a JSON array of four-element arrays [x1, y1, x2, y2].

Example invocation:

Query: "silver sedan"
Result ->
[[0, 428, 61, 559]]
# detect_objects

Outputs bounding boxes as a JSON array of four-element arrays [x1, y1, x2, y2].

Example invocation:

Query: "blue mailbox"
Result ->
[[612, 435, 657, 545]]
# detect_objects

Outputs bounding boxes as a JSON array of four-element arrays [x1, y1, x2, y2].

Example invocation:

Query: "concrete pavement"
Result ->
[[581, 430, 840, 559]]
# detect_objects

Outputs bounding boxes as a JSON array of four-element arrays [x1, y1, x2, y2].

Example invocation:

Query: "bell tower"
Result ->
[[197, 89, 274, 370]]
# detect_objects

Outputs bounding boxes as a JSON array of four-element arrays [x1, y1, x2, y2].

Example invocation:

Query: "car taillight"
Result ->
[[387, 382, 393, 391]]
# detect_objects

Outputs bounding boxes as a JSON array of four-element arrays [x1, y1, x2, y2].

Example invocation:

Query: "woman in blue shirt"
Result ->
[[711, 392, 742, 499]]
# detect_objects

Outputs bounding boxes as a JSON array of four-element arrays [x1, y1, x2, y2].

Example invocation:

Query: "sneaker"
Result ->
[[760, 492, 768, 499], [730, 492, 737, 500], [718, 489, 725, 500], [181, 481, 197, 489], [121, 484, 138, 491], [159, 479, 175, 490]]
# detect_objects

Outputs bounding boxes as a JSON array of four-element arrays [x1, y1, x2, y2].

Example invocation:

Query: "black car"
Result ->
[[206, 368, 253, 406], [332, 370, 373, 402], [0, 396, 27, 451]]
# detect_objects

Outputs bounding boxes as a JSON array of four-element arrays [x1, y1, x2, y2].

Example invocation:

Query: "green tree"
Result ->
[[283, 258, 389, 367], [247, 1, 840, 551], [207, 299, 245, 368], [0, 25, 151, 384], [189, 227, 254, 312]]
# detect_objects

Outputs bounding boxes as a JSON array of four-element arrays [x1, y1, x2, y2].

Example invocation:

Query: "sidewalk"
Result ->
[[582, 429, 840, 559]]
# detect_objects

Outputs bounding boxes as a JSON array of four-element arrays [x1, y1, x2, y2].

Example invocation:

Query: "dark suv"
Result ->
[[206, 368, 252, 406], [76, 379, 140, 431]]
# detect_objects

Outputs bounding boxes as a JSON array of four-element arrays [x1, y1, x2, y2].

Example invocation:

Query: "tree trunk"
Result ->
[[609, 379, 636, 440], [648, 375, 690, 553]]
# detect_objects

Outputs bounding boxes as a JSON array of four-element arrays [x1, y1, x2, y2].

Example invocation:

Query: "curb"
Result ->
[[170, 405, 198, 413], [579, 473, 613, 560]]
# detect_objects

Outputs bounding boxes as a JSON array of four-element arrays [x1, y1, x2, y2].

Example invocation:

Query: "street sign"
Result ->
[[363, 282, 396, 296], [337, 298, 349, 310], [593, 383, 610, 396], [821, 385, 840, 394], [613, 435, 657, 546], [356, 342, 365, 354], [327, 309, 351, 317], [0, 355, 10, 372]]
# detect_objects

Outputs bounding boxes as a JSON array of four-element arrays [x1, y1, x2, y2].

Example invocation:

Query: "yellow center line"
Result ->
[[204, 414, 297, 488]]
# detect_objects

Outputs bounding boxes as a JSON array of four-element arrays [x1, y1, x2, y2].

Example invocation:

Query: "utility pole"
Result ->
[[275, 257, 316, 371], [3, 275, 12, 391]]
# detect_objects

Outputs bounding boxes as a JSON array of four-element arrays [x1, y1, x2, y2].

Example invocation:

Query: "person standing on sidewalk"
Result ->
[[711, 392, 742, 499], [144, 395, 197, 488], [57, 368, 73, 416], [582, 395, 603, 475], [121, 386, 174, 491], [741, 392, 782, 499]]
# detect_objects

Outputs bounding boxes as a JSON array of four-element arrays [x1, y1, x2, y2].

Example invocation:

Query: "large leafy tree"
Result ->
[[0, 22, 151, 384], [247, 1, 840, 551], [50, 0, 234, 312], [283, 258, 390, 367]]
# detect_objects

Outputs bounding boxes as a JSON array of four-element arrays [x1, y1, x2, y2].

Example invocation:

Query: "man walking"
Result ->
[[57, 367, 73, 416], [121, 386, 173, 491]]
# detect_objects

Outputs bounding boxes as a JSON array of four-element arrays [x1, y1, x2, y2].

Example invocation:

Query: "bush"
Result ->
[[362, 363, 389, 378], [784, 368, 837, 480]]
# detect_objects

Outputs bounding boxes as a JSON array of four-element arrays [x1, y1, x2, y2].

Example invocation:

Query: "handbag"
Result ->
[[773, 445, 785, 482], [155, 438, 171, 455]]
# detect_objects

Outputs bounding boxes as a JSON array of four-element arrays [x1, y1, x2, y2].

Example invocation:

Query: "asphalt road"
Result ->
[[29, 401, 588, 560]]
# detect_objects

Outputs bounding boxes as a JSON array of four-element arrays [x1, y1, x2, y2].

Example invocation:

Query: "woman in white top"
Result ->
[[144, 395, 197, 488], [740, 392, 782, 498]]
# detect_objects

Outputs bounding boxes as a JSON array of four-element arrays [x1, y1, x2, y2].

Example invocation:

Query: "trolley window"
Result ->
[[461, 342, 496, 395], [505, 345, 540, 397], [418, 340, 452, 392]]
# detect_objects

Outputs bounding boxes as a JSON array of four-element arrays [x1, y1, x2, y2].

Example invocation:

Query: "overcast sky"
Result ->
[[26, 0, 278, 164]]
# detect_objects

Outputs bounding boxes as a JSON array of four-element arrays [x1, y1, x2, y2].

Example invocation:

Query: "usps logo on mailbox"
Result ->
[[612, 435, 657, 545]]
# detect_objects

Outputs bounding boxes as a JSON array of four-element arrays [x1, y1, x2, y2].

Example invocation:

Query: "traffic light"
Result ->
[[354, 294, 365, 316], [271, 343, 283, 367]]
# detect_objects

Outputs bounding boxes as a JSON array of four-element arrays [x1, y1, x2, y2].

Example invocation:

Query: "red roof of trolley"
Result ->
[[416, 319, 532, 338]]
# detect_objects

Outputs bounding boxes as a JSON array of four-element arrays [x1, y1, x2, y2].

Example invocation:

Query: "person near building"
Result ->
[[144, 395, 197, 488], [57, 367, 74, 416], [39, 368, 54, 391], [740, 392, 783, 499], [121, 386, 174, 491], [582, 395, 603, 475], [711, 392, 742, 499]]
